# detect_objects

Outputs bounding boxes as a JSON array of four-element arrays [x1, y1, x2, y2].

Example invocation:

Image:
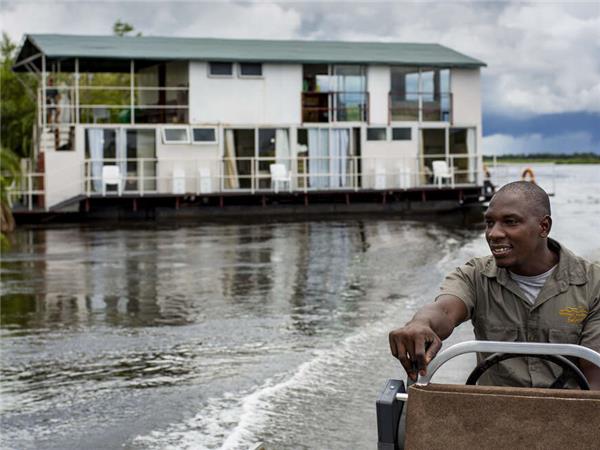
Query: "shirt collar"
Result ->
[[481, 238, 588, 285]]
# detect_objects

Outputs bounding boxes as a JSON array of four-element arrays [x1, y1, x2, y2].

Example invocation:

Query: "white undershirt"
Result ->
[[509, 265, 557, 305]]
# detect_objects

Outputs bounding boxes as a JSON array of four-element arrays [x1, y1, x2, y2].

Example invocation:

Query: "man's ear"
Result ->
[[540, 215, 552, 238]]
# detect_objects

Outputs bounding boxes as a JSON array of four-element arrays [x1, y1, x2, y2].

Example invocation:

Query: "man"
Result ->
[[389, 181, 600, 389]]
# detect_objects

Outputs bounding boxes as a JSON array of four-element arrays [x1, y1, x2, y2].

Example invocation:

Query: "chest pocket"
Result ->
[[548, 328, 581, 345]]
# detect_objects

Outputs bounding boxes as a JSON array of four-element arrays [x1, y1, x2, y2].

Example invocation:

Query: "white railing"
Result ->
[[9, 154, 482, 211], [81, 153, 479, 195], [7, 172, 45, 211], [38, 85, 189, 128]]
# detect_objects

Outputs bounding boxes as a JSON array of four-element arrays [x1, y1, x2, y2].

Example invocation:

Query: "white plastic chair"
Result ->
[[101, 165, 123, 196], [432, 160, 454, 188], [172, 167, 186, 194], [269, 164, 292, 193], [374, 164, 386, 189], [198, 167, 212, 194], [397, 164, 412, 189]]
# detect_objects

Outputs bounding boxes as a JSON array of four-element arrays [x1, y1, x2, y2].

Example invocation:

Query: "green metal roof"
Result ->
[[14, 33, 486, 72]]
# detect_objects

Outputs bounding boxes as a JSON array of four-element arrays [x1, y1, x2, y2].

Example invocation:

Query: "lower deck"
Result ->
[[13, 184, 492, 224]]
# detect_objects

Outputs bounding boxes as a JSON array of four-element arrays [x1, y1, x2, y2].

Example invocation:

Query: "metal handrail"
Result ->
[[414, 340, 600, 387], [301, 91, 370, 122], [387, 91, 452, 123]]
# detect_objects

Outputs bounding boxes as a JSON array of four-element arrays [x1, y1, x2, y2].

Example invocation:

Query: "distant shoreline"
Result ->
[[483, 153, 600, 165]]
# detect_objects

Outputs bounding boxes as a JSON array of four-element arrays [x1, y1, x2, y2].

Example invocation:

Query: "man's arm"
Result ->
[[580, 359, 600, 390], [388, 295, 469, 381]]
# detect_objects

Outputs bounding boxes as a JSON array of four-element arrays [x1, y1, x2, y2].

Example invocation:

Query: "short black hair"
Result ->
[[493, 181, 551, 217]]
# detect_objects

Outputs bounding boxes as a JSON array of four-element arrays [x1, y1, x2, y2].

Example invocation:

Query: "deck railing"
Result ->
[[301, 91, 370, 123], [38, 85, 189, 128], [8, 153, 481, 211], [388, 92, 452, 123]]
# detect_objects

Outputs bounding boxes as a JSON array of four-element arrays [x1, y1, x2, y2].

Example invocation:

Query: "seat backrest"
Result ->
[[405, 383, 600, 449], [432, 160, 449, 176], [102, 165, 121, 183], [270, 163, 287, 179]]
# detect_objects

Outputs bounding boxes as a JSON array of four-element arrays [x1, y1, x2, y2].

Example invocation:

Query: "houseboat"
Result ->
[[11, 34, 490, 219]]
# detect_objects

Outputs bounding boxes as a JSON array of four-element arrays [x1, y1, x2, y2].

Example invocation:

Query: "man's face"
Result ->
[[484, 191, 549, 275]]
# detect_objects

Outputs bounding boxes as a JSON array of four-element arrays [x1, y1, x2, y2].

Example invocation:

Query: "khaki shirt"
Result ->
[[438, 239, 600, 387]]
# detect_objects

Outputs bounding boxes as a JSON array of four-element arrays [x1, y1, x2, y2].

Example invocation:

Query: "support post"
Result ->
[[75, 58, 80, 124], [27, 174, 33, 211], [41, 56, 47, 145], [130, 60, 135, 124]]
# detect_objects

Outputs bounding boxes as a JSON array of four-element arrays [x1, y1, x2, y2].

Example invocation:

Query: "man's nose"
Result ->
[[487, 222, 506, 240]]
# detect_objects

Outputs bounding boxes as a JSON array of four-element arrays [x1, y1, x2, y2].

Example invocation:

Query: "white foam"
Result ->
[[132, 297, 418, 450]]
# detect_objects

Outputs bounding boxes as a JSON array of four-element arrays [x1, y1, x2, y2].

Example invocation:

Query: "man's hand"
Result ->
[[389, 322, 442, 381], [388, 296, 468, 381]]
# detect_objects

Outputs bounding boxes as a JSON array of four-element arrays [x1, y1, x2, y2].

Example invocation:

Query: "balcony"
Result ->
[[302, 91, 369, 123], [39, 85, 189, 126], [388, 92, 452, 123]]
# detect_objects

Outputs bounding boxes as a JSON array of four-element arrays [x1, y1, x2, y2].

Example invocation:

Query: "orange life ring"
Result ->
[[521, 167, 536, 184]]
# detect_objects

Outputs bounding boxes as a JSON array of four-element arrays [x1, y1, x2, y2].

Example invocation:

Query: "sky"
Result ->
[[1, 0, 599, 155]]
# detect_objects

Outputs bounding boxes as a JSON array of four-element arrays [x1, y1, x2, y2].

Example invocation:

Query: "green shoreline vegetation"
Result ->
[[483, 153, 600, 165]]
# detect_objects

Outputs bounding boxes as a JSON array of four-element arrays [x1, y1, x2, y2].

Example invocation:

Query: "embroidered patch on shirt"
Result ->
[[559, 306, 588, 324]]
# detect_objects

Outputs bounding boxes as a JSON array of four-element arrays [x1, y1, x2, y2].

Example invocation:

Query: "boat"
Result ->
[[376, 341, 600, 449]]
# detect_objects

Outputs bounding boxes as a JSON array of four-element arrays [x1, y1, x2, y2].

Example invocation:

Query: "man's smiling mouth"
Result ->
[[490, 245, 513, 257]]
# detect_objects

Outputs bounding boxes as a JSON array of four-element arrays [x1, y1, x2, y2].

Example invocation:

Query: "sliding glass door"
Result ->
[[223, 128, 291, 190], [85, 128, 156, 193], [306, 128, 351, 189]]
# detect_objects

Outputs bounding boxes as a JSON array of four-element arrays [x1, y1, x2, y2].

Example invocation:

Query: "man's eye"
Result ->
[[485, 220, 494, 227], [505, 219, 517, 225]]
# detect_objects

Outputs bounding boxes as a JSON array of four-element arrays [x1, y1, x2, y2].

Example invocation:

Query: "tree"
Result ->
[[0, 147, 20, 236], [1, 32, 34, 239], [113, 20, 141, 37], [0, 32, 37, 159]]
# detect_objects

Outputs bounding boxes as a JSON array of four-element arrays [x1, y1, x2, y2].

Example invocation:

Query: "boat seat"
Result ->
[[405, 383, 600, 450]]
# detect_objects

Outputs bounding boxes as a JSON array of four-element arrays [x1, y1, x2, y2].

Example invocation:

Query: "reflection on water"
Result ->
[[1, 222, 382, 333]]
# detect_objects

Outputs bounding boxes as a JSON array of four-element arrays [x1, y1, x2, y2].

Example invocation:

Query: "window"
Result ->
[[209, 62, 233, 76], [392, 128, 412, 141], [240, 63, 262, 77], [162, 127, 190, 144], [192, 127, 217, 144], [367, 127, 387, 141]]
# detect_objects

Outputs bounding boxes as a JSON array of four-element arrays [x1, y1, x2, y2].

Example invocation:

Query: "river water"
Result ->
[[1, 164, 599, 450]]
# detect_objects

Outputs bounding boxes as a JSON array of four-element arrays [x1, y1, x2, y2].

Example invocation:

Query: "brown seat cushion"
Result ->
[[405, 383, 600, 450]]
